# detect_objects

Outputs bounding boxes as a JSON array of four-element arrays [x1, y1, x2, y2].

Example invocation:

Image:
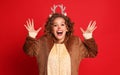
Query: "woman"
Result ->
[[23, 13, 98, 75]]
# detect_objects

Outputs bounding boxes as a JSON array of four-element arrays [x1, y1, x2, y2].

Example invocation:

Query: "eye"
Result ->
[[61, 23, 65, 26], [53, 24, 57, 27]]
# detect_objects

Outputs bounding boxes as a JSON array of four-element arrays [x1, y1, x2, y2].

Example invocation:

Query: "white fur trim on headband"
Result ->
[[49, 4, 67, 17]]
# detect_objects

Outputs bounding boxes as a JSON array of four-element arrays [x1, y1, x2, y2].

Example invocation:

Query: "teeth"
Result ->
[[57, 31, 63, 35], [57, 31, 62, 32]]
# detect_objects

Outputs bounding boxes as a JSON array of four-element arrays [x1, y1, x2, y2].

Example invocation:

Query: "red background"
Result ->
[[0, 0, 119, 75]]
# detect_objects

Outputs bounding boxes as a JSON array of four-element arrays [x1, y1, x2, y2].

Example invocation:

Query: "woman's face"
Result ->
[[52, 17, 68, 43]]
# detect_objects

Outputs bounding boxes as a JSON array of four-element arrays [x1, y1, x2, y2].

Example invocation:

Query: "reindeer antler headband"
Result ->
[[49, 4, 67, 17]]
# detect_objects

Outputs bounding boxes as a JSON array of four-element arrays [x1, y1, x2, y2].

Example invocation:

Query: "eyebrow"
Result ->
[[53, 22, 65, 24]]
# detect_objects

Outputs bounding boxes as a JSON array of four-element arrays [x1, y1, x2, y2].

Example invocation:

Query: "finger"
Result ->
[[87, 20, 93, 29], [26, 20, 29, 26], [91, 26, 97, 32], [26, 19, 30, 28], [37, 27, 42, 33], [24, 24, 30, 31], [28, 18, 32, 27], [90, 21, 96, 32], [91, 21, 96, 29], [80, 27, 85, 33], [31, 18, 34, 27]]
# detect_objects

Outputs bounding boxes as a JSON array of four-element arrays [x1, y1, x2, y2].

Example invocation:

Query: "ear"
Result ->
[[66, 25, 69, 32], [66, 29, 68, 32]]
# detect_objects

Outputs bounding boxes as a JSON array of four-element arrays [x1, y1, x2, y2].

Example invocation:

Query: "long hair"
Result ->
[[44, 13, 74, 37]]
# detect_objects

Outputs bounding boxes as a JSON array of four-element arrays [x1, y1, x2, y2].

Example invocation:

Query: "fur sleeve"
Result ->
[[82, 38, 98, 58], [23, 36, 41, 56]]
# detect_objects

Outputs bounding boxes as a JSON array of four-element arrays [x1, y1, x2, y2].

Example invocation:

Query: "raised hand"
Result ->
[[80, 20, 97, 39], [24, 19, 42, 38], [80, 20, 97, 34]]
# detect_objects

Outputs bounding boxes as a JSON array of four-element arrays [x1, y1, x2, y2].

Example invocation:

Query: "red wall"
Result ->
[[0, 0, 119, 75]]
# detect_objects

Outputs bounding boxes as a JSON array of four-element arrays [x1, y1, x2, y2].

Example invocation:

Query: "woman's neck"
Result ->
[[57, 39, 65, 44]]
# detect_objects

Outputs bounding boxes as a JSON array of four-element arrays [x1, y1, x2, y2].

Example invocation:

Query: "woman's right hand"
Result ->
[[24, 19, 42, 38]]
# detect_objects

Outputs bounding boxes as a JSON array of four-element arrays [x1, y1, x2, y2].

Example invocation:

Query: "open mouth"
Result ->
[[57, 31, 63, 36]]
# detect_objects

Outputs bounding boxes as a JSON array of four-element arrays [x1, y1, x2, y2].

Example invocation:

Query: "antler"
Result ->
[[51, 5, 58, 13], [58, 4, 67, 16], [49, 4, 67, 17]]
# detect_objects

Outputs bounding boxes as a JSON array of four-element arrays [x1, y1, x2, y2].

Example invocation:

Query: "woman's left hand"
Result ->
[[80, 20, 97, 39], [80, 20, 97, 34]]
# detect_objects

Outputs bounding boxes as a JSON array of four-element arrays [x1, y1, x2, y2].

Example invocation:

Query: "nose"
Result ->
[[58, 25, 61, 29]]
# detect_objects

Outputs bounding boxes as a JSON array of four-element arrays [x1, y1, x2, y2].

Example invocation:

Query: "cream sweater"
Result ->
[[47, 43, 71, 75]]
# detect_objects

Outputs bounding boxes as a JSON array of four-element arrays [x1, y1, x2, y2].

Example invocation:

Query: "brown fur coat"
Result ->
[[23, 35, 98, 75]]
